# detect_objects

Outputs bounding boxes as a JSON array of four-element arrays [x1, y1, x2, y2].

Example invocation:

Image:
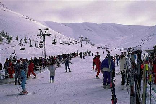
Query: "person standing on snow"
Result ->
[[27, 60, 36, 78], [119, 54, 126, 90], [20, 65, 28, 94], [95, 55, 101, 78], [64, 56, 72, 72], [101, 54, 115, 89], [14, 60, 21, 85], [48, 60, 56, 83], [93, 56, 96, 70]]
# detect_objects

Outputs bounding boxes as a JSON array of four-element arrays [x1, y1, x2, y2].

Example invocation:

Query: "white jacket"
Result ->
[[48, 64, 56, 76], [119, 57, 126, 72]]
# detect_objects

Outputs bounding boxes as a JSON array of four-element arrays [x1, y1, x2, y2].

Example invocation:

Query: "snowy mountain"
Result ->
[[44, 21, 156, 51], [1, 3, 156, 104], [0, 4, 96, 64], [0, 2, 156, 63]]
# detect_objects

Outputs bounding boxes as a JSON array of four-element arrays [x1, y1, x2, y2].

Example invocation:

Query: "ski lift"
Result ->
[[39, 41, 43, 48]]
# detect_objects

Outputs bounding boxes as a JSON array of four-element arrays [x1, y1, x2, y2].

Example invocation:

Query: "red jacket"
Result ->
[[95, 57, 101, 69], [28, 62, 34, 71]]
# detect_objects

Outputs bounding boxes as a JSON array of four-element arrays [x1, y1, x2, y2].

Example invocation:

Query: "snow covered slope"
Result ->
[[0, 5, 96, 64], [44, 22, 156, 51], [0, 2, 156, 64]]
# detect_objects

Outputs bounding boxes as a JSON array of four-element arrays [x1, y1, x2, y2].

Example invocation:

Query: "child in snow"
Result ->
[[20, 65, 28, 94], [48, 60, 56, 83]]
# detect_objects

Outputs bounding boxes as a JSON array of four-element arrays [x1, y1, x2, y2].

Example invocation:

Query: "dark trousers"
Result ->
[[121, 70, 126, 85], [50, 76, 54, 80], [103, 71, 110, 85]]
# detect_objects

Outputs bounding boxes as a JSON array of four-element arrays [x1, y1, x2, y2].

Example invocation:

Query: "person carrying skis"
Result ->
[[95, 55, 101, 78], [20, 65, 28, 94], [119, 54, 126, 90], [101, 54, 115, 89], [48, 59, 56, 83], [27, 60, 36, 78]]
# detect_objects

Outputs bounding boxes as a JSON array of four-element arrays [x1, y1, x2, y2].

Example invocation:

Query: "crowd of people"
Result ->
[[92, 49, 156, 90], [1, 48, 156, 95], [0, 51, 92, 94]]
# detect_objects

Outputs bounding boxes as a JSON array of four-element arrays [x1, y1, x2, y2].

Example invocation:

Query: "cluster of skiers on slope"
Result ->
[[0, 51, 93, 94], [93, 52, 115, 89], [93, 49, 156, 91]]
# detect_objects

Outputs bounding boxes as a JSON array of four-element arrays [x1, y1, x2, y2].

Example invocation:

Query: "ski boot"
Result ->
[[106, 84, 111, 89], [20, 91, 28, 95], [96, 75, 99, 79], [103, 85, 106, 89]]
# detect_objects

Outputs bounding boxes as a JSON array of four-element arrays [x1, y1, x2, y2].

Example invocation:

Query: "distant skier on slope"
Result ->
[[101, 54, 115, 89]]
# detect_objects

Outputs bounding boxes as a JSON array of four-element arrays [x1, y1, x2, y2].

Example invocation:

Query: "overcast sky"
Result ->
[[1, 0, 156, 26]]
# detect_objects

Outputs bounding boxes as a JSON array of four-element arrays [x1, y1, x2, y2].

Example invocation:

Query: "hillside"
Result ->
[[44, 21, 156, 50], [1, 2, 156, 64], [0, 4, 96, 64]]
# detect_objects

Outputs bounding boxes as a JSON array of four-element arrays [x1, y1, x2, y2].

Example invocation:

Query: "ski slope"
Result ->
[[0, 55, 131, 104]]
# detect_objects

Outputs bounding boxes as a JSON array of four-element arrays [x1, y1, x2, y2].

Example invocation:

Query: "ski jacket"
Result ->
[[21, 69, 26, 79], [28, 62, 34, 71], [95, 57, 101, 70], [64, 58, 71, 66], [119, 57, 126, 72], [48, 64, 56, 76], [101, 58, 115, 72], [14, 63, 21, 74]]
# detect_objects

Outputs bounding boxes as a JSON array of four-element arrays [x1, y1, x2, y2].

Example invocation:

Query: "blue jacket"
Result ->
[[100, 58, 115, 71]]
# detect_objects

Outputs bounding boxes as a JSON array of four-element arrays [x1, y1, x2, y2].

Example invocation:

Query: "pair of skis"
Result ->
[[108, 53, 117, 104]]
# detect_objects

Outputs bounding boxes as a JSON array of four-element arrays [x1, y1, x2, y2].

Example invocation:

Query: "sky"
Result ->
[[1, 0, 156, 26]]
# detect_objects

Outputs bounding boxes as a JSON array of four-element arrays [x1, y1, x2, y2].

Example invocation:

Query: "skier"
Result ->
[[4, 58, 9, 78], [101, 54, 115, 89], [8, 60, 14, 78], [115, 54, 119, 66], [64, 56, 72, 72], [20, 65, 28, 94], [95, 55, 101, 78], [119, 54, 126, 90], [27, 60, 36, 78], [14, 60, 21, 85], [48, 60, 56, 83], [93, 56, 96, 70]]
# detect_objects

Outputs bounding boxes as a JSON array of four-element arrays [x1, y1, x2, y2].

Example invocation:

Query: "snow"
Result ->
[[0, 55, 130, 104], [0, 3, 156, 104]]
